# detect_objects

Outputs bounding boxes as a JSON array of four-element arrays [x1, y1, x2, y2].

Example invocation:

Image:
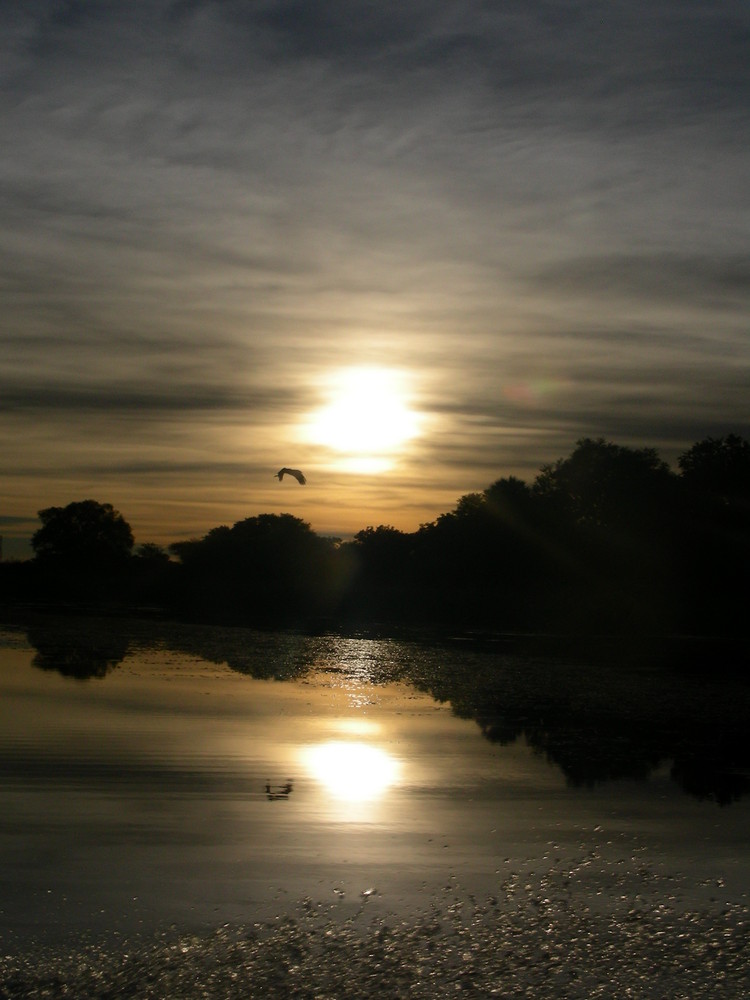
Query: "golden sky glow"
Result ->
[[1, 2, 748, 557]]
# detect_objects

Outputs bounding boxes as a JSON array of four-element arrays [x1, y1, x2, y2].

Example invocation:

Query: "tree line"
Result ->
[[2, 434, 749, 637]]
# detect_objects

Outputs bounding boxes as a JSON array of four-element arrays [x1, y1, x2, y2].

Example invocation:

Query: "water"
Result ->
[[1, 615, 749, 997]]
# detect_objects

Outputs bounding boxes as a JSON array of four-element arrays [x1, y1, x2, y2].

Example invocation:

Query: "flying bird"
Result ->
[[275, 467, 306, 484]]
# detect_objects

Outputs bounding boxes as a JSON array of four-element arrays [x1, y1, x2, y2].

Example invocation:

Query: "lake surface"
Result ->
[[1, 614, 749, 997]]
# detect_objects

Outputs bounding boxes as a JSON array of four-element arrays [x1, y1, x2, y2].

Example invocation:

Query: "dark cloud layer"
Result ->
[[531, 253, 750, 305], [0, 382, 291, 415]]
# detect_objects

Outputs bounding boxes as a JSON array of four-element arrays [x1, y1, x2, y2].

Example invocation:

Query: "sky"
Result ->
[[2, 0, 749, 558]]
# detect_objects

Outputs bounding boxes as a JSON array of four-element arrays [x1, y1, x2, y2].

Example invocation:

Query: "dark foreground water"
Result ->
[[1, 615, 749, 998]]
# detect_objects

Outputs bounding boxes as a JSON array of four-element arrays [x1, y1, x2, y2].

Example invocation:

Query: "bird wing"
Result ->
[[276, 467, 306, 484]]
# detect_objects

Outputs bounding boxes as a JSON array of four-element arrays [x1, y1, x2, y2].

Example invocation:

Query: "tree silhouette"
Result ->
[[338, 525, 416, 620], [678, 434, 750, 504], [32, 500, 134, 570], [533, 437, 675, 529], [6, 433, 749, 636], [527, 438, 685, 632], [349, 526, 412, 583], [135, 542, 170, 563], [676, 435, 750, 634], [409, 479, 554, 629], [170, 513, 340, 624]]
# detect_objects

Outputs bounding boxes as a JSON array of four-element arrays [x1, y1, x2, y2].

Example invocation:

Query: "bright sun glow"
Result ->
[[305, 367, 420, 469], [303, 740, 400, 801]]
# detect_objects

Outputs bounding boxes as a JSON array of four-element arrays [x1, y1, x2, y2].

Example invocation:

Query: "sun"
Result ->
[[303, 740, 400, 801], [305, 367, 420, 470]]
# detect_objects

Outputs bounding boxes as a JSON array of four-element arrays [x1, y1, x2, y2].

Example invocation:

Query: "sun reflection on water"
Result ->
[[303, 740, 400, 802]]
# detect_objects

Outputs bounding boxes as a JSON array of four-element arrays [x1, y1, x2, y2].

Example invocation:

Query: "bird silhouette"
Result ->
[[275, 467, 306, 484]]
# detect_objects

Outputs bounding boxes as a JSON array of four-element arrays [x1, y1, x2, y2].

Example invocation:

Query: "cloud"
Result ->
[[530, 253, 750, 307], [0, 515, 37, 527], [1, 0, 749, 541], [0, 383, 281, 415]]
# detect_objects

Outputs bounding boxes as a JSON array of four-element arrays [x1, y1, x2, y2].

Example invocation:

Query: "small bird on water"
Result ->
[[275, 467, 306, 484]]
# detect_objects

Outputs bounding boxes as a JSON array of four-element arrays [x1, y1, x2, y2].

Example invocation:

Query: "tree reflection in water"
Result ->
[[431, 639, 750, 806], [20, 617, 750, 804], [27, 621, 129, 680]]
